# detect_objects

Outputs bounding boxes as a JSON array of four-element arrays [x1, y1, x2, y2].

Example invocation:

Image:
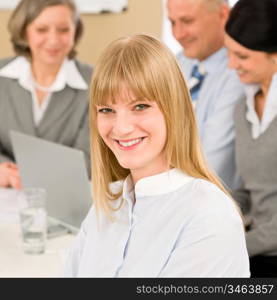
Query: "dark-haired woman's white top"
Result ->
[[64, 168, 250, 277]]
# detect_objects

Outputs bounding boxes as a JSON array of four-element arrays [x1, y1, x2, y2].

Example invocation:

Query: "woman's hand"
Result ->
[[0, 162, 22, 189]]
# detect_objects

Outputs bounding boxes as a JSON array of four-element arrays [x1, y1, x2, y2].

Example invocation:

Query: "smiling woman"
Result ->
[[225, 0, 277, 277], [0, 0, 92, 188], [96, 91, 168, 183], [63, 34, 250, 278]]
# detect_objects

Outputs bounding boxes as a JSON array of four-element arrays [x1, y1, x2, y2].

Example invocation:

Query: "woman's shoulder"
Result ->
[[191, 179, 232, 204], [0, 57, 22, 89], [190, 178, 228, 198], [73, 59, 93, 83], [183, 178, 241, 221], [0, 56, 18, 70], [234, 97, 247, 117]]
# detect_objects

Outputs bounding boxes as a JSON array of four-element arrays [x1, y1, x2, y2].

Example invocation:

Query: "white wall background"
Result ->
[[162, 0, 239, 54], [0, 0, 128, 13]]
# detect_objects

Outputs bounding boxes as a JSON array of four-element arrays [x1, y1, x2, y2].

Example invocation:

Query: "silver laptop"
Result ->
[[10, 130, 92, 235]]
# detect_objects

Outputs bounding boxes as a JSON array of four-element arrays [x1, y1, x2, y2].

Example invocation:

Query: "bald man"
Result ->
[[168, 0, 244, 190]]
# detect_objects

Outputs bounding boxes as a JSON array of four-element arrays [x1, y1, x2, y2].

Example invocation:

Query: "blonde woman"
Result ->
[[64, 34, 249, 277]]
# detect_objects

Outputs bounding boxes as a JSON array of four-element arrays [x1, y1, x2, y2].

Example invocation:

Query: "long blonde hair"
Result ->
[[90, 34, 231, 217]]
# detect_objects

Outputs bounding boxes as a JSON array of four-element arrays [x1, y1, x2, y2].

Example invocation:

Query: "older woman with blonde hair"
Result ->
[[64, 34, 249, 277], [0, 0, 92, 189]]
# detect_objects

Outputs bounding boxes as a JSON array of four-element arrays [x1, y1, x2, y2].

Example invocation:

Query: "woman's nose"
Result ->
[[113, 112, 135, 137], [47, 29, 61, 45]]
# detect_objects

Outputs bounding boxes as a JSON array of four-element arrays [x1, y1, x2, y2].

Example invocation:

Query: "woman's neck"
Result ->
[[260, 78, 272, 98], [254, 70, 276, 121], [131, 165, 171, 185], [31, 60, 63, 86], [260, 66, 277, 97]]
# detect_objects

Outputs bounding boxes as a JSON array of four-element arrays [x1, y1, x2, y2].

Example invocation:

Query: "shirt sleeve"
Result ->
[[63, 227, 87, 277], [231, 179, 251, 216], [159, 190, 250, 277], [246, 215, 277, 257], [0, 142, 13, 163], [63, 207, 93, 277], [232, 177, 277, 256]]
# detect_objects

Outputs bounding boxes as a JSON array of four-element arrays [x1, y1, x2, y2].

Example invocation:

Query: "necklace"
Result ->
[[33, 80, 53, 92]]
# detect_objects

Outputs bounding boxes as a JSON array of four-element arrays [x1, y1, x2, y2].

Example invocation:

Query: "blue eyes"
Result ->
[[98, 108, 113, 114], [98, 104, 150, 114], [134, 104, 150, 111]]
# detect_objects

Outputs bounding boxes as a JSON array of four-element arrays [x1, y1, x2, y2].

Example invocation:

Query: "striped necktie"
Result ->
[[188, 64, 206, 102]]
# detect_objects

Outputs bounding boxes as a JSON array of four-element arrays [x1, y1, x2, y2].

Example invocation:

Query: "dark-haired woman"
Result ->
[[225, 0, 277, 277], [0, 0, 92, 188]]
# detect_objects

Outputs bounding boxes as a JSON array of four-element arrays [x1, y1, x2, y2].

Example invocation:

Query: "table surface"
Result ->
[[0, 188, 75, 278]]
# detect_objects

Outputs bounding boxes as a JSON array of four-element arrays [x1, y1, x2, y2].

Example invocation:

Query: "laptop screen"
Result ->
[[10, 130, 92, 233]]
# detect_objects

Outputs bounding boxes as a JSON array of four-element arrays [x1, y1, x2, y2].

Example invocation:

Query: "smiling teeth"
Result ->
[[118, 138, 142, 147], [237, 69, 246, 74]]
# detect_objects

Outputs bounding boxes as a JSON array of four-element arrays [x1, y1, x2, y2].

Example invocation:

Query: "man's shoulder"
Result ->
[[176, 51, 193, 66], [209, 66, 242, 87], [205, 50, 243, 93], [175, 51, 194, 78]]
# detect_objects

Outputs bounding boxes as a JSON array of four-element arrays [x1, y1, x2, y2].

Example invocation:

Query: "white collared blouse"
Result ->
[[245, 72, 277, 139], [0, 56, 88, 126], [64, 169, 250, 277]]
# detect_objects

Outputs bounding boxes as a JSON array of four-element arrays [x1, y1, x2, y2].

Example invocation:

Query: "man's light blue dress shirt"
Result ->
[[177, 48, 245, 190]]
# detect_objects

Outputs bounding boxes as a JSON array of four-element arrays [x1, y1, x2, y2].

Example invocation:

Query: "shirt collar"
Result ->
[[244, 73, 277, 116], [191, 47, 227, 75], [0, 56, 88, 92], [244, 83, 260, 125], [122, 175, 135, 206], [265, 72, 277, 115], [122, 168, 194, 200], [244, 72, 277, 137]]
